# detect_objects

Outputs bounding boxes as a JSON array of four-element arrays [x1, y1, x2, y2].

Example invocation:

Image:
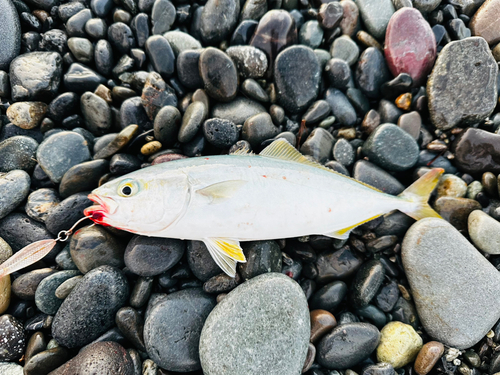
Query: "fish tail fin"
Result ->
[[398, 168, 444, 220]]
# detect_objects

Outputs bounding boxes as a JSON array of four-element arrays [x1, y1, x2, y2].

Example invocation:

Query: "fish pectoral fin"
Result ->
[[324, 214, 383, 240], [195, 180, 247, 204], [203, 238, 246, 278]]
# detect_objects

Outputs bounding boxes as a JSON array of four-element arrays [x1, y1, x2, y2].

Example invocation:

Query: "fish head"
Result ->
[[84, 168, 190, 234]]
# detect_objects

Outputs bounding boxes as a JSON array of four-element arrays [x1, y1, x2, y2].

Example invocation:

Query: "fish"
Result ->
[[79, 139, 443, 277]]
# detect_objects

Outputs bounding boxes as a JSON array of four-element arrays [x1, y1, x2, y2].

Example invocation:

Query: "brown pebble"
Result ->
[[0, 275, 11, 314], [361, 109, 380, 135], [337, 127, 357, 140], [94, 84, 113, 104], [396, 93, 412, 111], [357, 30, 383, 50], [310, 309, 337, 343], [151, 153, 188, 165], [482, 172, 497, 197], [414, 341, 444, 375], [302, 343, 316, 373]]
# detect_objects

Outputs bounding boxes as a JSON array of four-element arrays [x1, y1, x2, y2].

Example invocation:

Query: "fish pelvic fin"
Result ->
[[196, 180, 247, 204], [398, 168, 444, 220], [203, 238, 246, 278]]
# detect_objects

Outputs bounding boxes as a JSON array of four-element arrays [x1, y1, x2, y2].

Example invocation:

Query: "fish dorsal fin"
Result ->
[[260, 139, 382, 192], [195, 180, 247, 203], [203, 238, 246, 277], [230, 147, 254, 155]]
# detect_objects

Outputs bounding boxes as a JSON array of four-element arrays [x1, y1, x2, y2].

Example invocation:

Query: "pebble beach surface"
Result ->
[[1, 0, 500, 374]]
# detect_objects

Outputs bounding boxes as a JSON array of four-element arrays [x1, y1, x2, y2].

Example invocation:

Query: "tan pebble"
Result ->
[[398, 284, 412, 300], [0, 275, 11, 314], [357, 30, 383, 50], [414, 341, 444, 375], [337, 127, 357, 140], [0, 237, 13, 264], [436, 174, 467, 198], [310, 309, 337, 343], [377, 321, 423, 368], [6, 101, 48, 129], [141, 141, 162, 156], [94, 84, 113, 103]]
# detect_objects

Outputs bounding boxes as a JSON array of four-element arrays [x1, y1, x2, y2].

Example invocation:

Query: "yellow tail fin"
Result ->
[[398, 168, 444, 220]]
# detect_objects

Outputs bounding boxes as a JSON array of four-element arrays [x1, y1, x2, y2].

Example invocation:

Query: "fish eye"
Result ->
[[118, 179, 139, 197]]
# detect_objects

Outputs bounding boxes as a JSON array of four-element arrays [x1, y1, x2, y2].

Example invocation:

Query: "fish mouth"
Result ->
[[84, 194, 118, 225]]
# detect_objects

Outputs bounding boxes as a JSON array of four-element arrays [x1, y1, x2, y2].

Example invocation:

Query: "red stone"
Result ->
[[384, 8, 436, 86]]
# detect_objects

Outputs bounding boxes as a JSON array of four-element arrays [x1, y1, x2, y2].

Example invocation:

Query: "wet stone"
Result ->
[[303, 100, 331, 125], [200, 0, 239, 45], [325, 88, 357, 128], [25, 188, 60, 222], [200, 273, 309, 375], [52, 266, 129, 348], [203, 273, 241, 294], [108, 22, 135, 55], [164, 31, 202, 55], [115, 307, 146, 352], [427, 37, 498, 130], [94, 125, 139, 159], [250, 10, 298, 76], [67, 38, 93, 64], [80, 92, 112, 134], [10, 52, 62, 102], [452, 128, 500, 174], [23, 346, 69, 375], [0, 136, 38, 172], [362, 124, 419, 172], [317, 322, 381, 369], [227, 46, 268, 80], [145, 288, 215, 372], [434, 197, 481, 231], [300, 127, 334, 163], [125, 236, 185, 277], [7, 102, 47, 130], [203, 118, 239, 148], [178, 101, 207, 143], [145, 35, 175, 78], [141, 73, 177, 121], [35, 270, 80, 315], [398, 111, 421, 140], [275, 45, 320, 113], [176, 50, 203, 90], [356, 0, 395, 39], [351, 259, 385, 308], [59, 159, 109, 198], [326, 58, 351, 91], [436, 174, 467, 198], [310, 309, 337, 343], [12, 268, 56, 300], [199, 48, 238, 102], [242, 112, 278, 148], [414, 341, 444, 375], [238, 241, 282, 281], [187, 241, 221, 282], [331, 35, 359, 66], [70, 225, 126, 274], [49, 342, 135, 375], [315, 246, 362, 283], [299, 21, 324, 49], [66, 9, 92, 37], [151, 0, 175, 35], [85, 18, 107, 40], [340, 0, 359, 36], [377, 321, 423, 368], [55, 276, 82, 299], [0, 315, 25, 361], [241, 79, 269, 102], [356, 47, 391, 99], [0, 170, 30, 220], [402, 218, 500, 349], [212, 96, 265, 125], [375, 281, 400, 312], [318, 2, 343, 29], [333, 138, 355, 167], [154, 105, 181, 146], [310, 281, 347, 311]]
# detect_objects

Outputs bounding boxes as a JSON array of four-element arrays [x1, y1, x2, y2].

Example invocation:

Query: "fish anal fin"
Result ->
[[203, 238, 246, 278], [195, 180, 247, 203], [260, 139, 382, 192], [323, 214, 383, 239]]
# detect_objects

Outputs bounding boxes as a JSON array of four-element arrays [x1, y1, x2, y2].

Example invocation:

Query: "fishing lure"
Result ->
[[0, 139, 443, 278]]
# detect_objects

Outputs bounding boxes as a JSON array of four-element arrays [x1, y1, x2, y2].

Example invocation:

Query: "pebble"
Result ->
[[470, 0, 500, 45], [6, 102, 47, 130], [0, 362, 23, 375], [317, 322, 381, 369], [12, 268, 56, 300], [36, 131, 91, 184], [0, 274, 10, 315], [186, 241, 221, 282], [0, 136, 38, 172], [66, 9, 92, 37], [315, 246, 362, 283], [70, 225, 125, 273], [23, 346, 69, 375], [59, 159, 109, 198], [200, 0, 239, 45], [402, 218, 500, 349], [51, 266, 129, 348], [436, 174, 467, 198], [237, 241, 281, 280], [356, 47, 391, 98], [44, 192, 92, 235], [48, 342, 135, 375], [427, 37, 498, 130], [124, 235, 185, 276], [468, 210, 500, 254], [414, 341, 444, 375], [151, 0, 175, 35], [93, 124, 139, 159], [212, 96, 265, 125], [340, 0, 359, 36], [35, 270, 80, 315], [9, 52, 62, 102], [153, 106, 181, 146], [200, 273, 309, 375], [199, 48, 238, 102], [145, 288, 215, 372], [145, 36, 175, 78], [250, 10, 297, 76], [362, 124, 419, 172], [384, 8, 436, 86], [0, 170, 30, 220], [452, 128, 500, 174], [310, 309, 337, 343], [300, 127, 335, 163], [178, 101, 207, 143], [377, 321, 423, 368], [242, 112, 278, 148], [176, 50, 203, 89], [331, 35, 359, 66], [226, 45, 268, 79], [434, 197, 481, 231], [351, 259, 385, 308], [67, 38, 94, 64], [299, 21, 324, 49], [64, 63, 106, 93], [80, 92, 112, 134], [0, 0, 21, 70], [325, 58, 351, 90], [55, 275, 82, 299], [310, 280, 347, 311], [325, 88, 357, 128], [356, 0, 395, 39], [0, 315, 25, 361], [163, 31, 202, 55], [203, 118, 239, 148], [274, 45, 320, 113], [397, 111, 421, 140]]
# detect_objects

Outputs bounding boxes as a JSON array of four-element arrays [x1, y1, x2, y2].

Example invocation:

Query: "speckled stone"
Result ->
[[0, 0, 21, 70], [0, 315, 25, 361], [427, 37, 498, 130], [35, 270, 81, 314], [0, 170, 30, 220], [377, 321, 423, 368], [470, 0, 500, 45], [0, 136, 38, 172], [402, 218, 500, 349], [468, 210, 500, 254], [200, 273, 310, 375]]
